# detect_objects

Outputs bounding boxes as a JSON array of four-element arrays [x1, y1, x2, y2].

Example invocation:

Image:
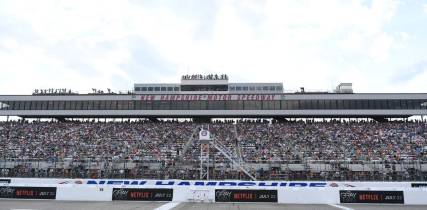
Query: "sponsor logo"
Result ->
[[0, 187, 15, 197], [339, 190, 404, 204], [215, 189, 232, 201], [329, 183, 339, 187], [58, 180, 83, 185], [215, 189, 277, 203], [411, 183, 427, 188], [340, 190, 357, 202], [0, 186, 56, 199], [112, 188, 129, 200], [329, 183, 355, 188], [0, 179, 11, 185], [112, 188, 173, 201]]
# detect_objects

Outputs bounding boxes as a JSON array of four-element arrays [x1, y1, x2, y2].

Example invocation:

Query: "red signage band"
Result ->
[[139, 94, 280, 101]]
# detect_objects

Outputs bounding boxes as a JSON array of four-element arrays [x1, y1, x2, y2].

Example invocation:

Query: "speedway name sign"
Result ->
[[8, 178, 425, 188], [85, 180, 327, 187], [139, 94, 281, 101], [2, 178, 332, 187]]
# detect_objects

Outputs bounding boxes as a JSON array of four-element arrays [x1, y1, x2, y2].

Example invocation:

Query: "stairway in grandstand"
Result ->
[[207, 124, 256, 180], [209, 138, 256, 180], [179, 128, 199, 160], [174, 125, 257, 180]]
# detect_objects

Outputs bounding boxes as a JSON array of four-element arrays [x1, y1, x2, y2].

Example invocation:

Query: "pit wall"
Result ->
[[1, 178, 427, 205]]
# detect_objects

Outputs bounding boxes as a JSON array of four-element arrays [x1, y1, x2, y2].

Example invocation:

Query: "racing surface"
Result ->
[[173, 203, 336, 210], [0, 200, 167, 210], [1, 200, 427, 210], [342, 204, 427, 210], [173, 203, 427, 210]]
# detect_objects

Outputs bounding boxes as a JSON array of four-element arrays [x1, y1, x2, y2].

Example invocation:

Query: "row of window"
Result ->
[[134, 85, 283, 92], [1, 100, 426, 111], [229, 86, 283, 92], [135, 86, 180, 92], [180, 85, 228, 92]]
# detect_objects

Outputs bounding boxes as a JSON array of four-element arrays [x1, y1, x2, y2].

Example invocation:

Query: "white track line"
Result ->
[[328, 204, 354, 210], [11, 209, 39, 210], [153, 202, 181, 210]]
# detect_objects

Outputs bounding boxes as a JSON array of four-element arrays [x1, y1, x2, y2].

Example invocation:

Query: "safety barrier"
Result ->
[[1, 178, 427, 204]]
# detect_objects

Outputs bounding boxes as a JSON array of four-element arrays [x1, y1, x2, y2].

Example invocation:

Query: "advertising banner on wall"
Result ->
[[112, 188, 173, 201], [411, 183, 427, 188], [215, 189, 277, 202], [339, 190, 404, 204], [0, 186, 56, 199], [0, 179, 11, 184]]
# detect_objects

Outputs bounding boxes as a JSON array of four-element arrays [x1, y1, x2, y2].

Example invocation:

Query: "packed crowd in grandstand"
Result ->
[[1, 120, 426, 181]]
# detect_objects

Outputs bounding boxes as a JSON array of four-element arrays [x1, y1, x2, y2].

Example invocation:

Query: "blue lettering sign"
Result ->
[[309, 183, 327, 187], [84, 180, 327, 188], [238, 182, 256, 186], [218, 182, 237, 186], [156, 181, 175, 186], [259, 182, 278, 187], [289, 183, 308, 187], [177, 181, 191, 186]]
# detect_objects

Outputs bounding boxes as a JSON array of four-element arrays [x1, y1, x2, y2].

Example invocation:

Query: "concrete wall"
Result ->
[[2, 178, 427, 204]]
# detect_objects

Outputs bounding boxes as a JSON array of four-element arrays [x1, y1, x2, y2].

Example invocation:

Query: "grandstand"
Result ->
[[0, 74, 426, 182]]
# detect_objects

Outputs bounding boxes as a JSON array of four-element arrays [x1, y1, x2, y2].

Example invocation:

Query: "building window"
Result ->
[[135, 87, 141, 91], [225, 101, 243, 110], [58, 101, 65, 110], [262, 101, 278, 110], [167, 87, 173, 91], [0, 102, 8, 109], [148, 87, 153, 91], [176, 101, 188, 109], [189, 101, 201, 110], [154, 87, 160, 91], [329, 100, 337, 109], [208, 101, 225, 110], [243, 86, 248, 91], [161, 87, 166, 91], [141, 87, 147, 91], [40, 101, 48, 110], [174, 87, 180, 91]]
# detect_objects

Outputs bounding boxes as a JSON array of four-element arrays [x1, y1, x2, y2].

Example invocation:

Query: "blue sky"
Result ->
[[0, 0, 426, 94]]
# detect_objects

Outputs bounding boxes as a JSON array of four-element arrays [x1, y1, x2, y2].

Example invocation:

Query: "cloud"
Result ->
[[0, 0, 421, 95], [391, 61, 427, 84], [0, 38, 119, 94]]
